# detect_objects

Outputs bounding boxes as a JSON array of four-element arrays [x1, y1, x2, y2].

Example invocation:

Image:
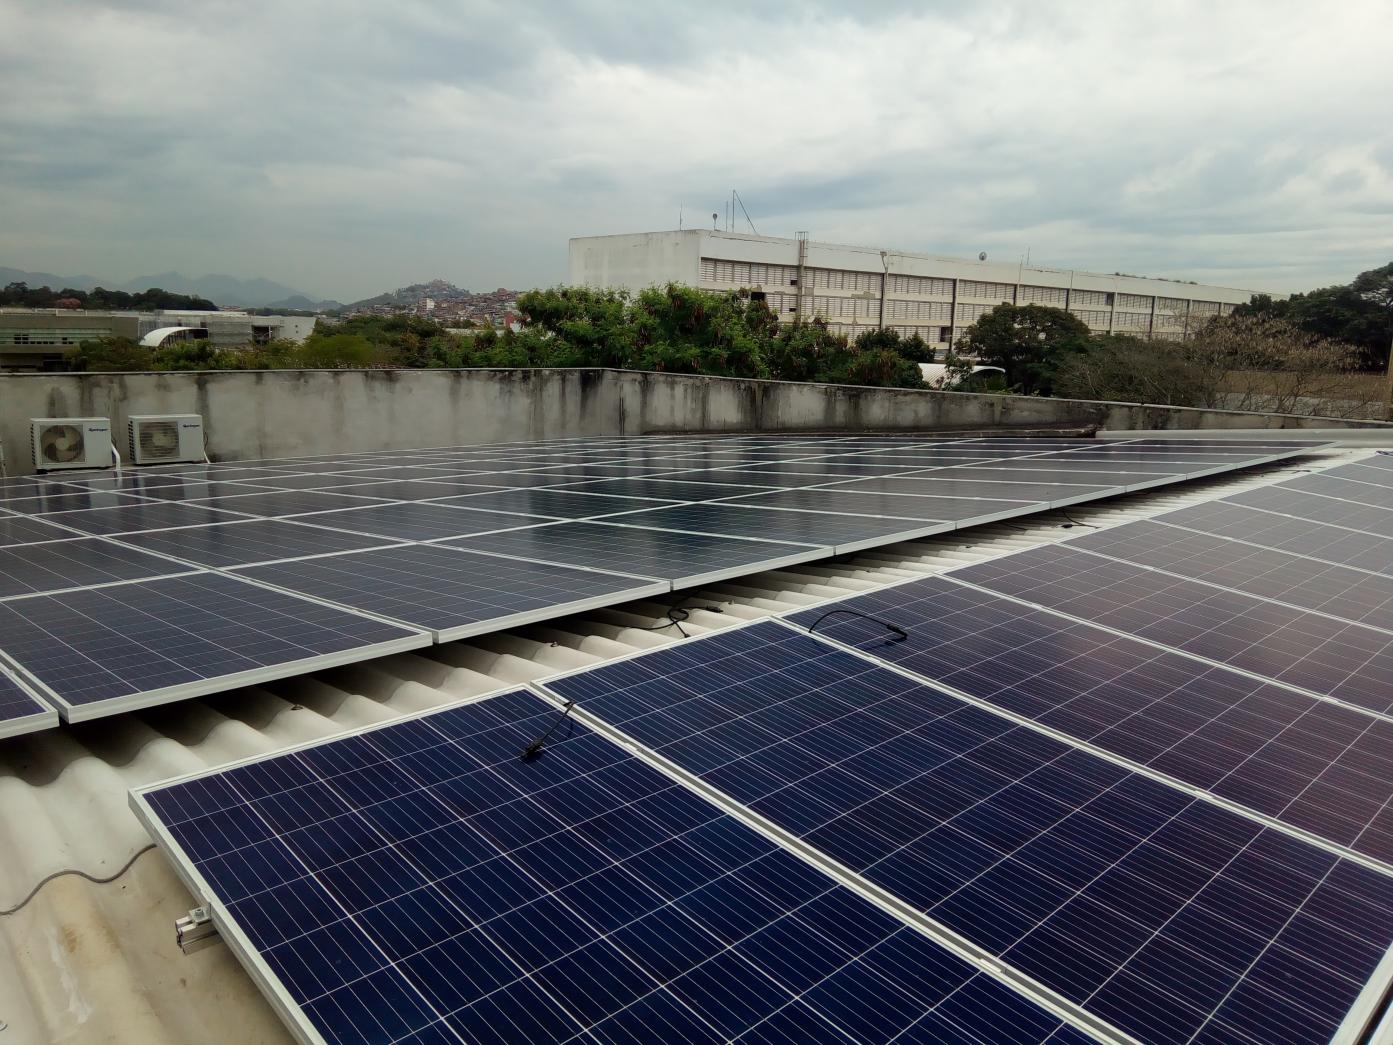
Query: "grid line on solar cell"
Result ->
[[433, 489, 683, 519], [724, 487, 1038, 522], [1226, 485, 1393, 539], [134, 689, 1086, 1045], [0, 513, 84, 548], [1284, 473, 1393, 510], [952, 544, 1393, 718], [0, 572, 427, 716], [1067, 520, 1393, 628], [785, 575, 1393, 865], [287, 502, 553, 542], [544, 620, 1393, 1045], [591, 503, 953, 550], [34, 502, 258, 535], [823, 476, 1116, 503], [234, 545, 669, 639]]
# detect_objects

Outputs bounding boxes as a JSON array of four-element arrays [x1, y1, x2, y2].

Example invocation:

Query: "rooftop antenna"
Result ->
[[732, 189, 759, 235], [679, 206, 683, 231], [712, 211, 719, 230]]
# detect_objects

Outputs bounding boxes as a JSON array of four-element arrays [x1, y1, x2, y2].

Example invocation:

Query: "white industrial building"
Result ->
[[569, 230, 1260, 349]]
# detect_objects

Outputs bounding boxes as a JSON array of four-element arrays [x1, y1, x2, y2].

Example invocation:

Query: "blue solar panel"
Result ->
[[133, 689, 1089, 1045], [446, 521, 823, 585], [0, 666, 58, 738], [288, 502, 550, 541], [786, 575, 1393, 863], [955, 543, 1393, 717], [0, 573, 429, 719], [234, 544, 670, 640], [0, 537, 191, 599], [1068, 519, 1393, 626], [1151, 500, 1393, 576], [596, 503, 952, 549], [113, 519, 403, 568], [1284, 473, 1393, 510], [1226, 485, 1393, 539], [545, 620, 1393, 1045], [0, 513, 84, 548]]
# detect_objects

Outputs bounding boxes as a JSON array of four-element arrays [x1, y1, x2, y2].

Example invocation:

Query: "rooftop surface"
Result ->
[[0, 437, 1384, 1043]]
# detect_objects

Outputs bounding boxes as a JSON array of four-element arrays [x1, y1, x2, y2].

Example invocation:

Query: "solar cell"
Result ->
[[1069, 519, 1393, 626], [135, 481, 286, 501], [250, 473, 401, 491], [930, 465, 1175, 488], [302, 480, 500, 501], [113, 519, 403, 567], [661, 469, 834, 488], [732, 461, 925, 478], [0, 572, 429, 719], [557, 478, 774, 502], [0, 537, 191, 599], [446, 520, 823, 586], [235, 544, 669, 639], [785, 575, 1393, 863], [0, 666, 58, 738], [545, 620, 1393, 1045], [1321, 461, 1393, 486], [954, 544, 1393, 717], [133, 690, 1091, 1045], [3, 489, 153, 514]]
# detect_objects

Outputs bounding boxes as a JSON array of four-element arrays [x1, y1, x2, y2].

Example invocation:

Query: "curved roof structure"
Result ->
[[137, 327, 202, 348]]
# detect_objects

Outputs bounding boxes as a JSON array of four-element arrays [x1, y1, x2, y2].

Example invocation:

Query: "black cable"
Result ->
[[1059, 511, 1097, 529], [519, 701, 576, 761], [0, 843, 157, 917], [805, 608, 908, 643], [634, 597, 723, 638]]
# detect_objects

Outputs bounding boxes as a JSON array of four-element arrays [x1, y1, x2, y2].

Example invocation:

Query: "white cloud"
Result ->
[[1, 0, 1391, 299]]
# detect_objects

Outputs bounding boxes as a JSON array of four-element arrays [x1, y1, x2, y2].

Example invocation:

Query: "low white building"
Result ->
[[569, 230, 1261, 350]]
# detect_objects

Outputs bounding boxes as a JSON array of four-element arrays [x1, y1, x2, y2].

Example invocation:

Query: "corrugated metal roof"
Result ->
[[0, 446, 1365, 1045]]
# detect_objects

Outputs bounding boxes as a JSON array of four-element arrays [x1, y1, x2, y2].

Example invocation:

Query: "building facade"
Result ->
[[0, 310, 317, 369], [569, 231, 1261, 350]]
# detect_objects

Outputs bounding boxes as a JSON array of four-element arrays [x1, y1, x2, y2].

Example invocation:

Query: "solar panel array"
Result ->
[[0, 435, 1320, 732], [132, 690, 1095, 1045]]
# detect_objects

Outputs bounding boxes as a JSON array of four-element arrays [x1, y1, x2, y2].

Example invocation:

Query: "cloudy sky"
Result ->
[[3, 0, 1391, 301]]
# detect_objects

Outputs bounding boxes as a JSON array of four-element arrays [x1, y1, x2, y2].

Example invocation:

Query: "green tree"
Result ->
[[65, 337, 154, 371], [957, 304, 1092, 394]]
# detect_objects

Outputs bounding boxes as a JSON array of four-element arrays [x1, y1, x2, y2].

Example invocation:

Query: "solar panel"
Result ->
[[730, 487, 1039, 523], [1282, 473, 1393, 510], [824, 475, 1119, 504], [437, 488, 681, 519], [189, 491, 390, 517], [1068, 519, 1393, 626], [0, 537, 192, 599], [446, 521, 825, 587], [113, 519, 404, 568], [234, 544, 670, 640], [785, 574, 1393, 863], [556, 478, 774, 502], [954, 543, 1393, 717], [0, 513, 84, 548], [544, 620, 1393, 1045], [132, 689, 1091, 1045], [290, 502, 551, 541], [1149, 500, 1393, 575], [0, 664, 58, 738], [2, 489, 154, 514], [0, 572, 429, 719], [599, 502, 955, 552], [1227, 484, 1393, 538], [35, 501, 256, 535]]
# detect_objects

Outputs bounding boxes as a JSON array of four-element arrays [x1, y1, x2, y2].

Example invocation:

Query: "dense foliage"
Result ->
[[1233, 261, 1393, 369], [1, 281, 217, 311], [63, 284, 931, 387], [955, 303, 1093, 395]]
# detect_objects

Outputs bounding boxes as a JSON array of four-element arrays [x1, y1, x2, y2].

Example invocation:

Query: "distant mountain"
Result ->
[[265, 294, 344, 312], [118, 272, 309, 308], [0, 266, 102, 292], [346, 279, 471, 310], [3, 265, 324, 308]]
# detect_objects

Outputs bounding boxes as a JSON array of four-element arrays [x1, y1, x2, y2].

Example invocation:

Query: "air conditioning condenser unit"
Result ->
[[129, 414, 206, 466], [30, 418, 113, 471]]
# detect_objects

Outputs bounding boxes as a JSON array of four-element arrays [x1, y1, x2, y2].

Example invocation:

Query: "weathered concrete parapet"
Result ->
[[0, 367, 1384, 474]]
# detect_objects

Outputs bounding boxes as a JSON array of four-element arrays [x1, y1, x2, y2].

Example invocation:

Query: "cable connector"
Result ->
[[519, 701, 577, 761], [805, 608, 908, 643]]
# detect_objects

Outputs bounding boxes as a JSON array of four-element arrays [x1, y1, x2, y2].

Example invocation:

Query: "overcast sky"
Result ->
[[3, 0, 1391, 301]]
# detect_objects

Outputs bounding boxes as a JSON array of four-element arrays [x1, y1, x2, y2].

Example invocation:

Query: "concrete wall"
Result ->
[[0, 368, 1384, 474]]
